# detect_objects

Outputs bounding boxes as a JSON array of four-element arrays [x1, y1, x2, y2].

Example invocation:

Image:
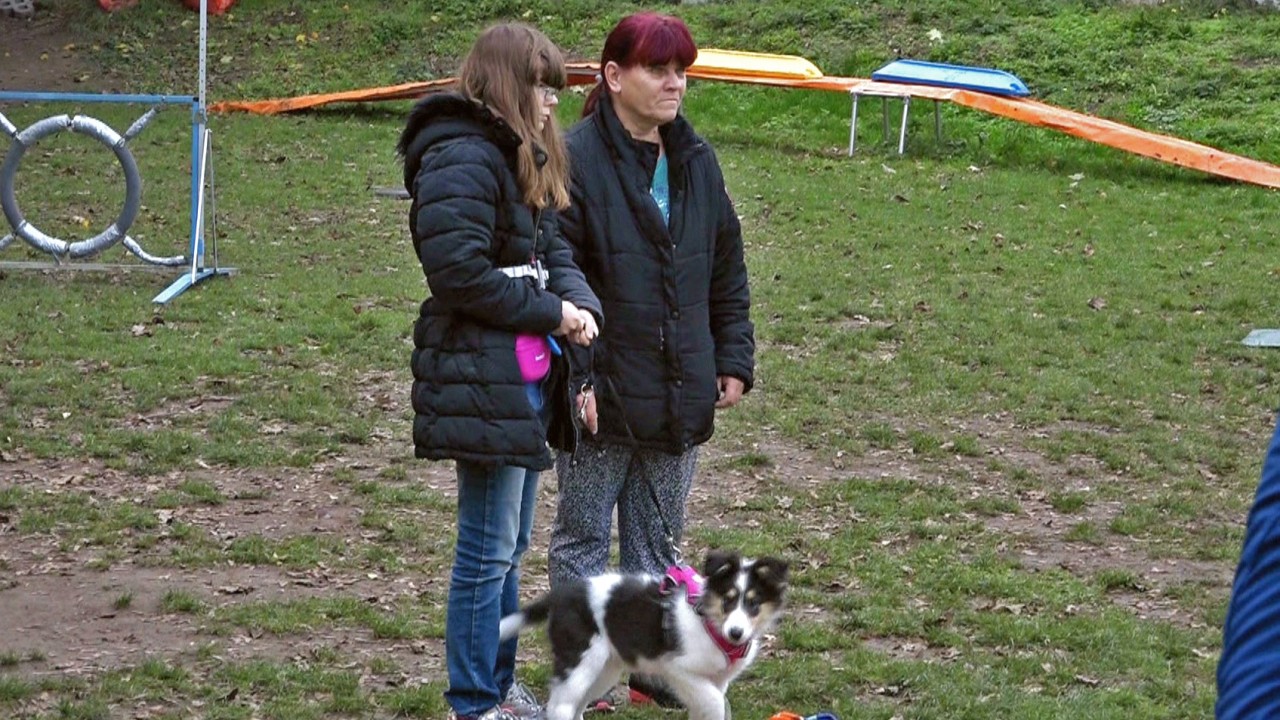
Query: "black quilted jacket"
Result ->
[[398, 93, 601, 469], [559, 94, 754, 454]]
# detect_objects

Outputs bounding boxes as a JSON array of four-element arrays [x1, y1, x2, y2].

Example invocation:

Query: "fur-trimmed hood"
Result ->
[[396, 92, 523, 191]]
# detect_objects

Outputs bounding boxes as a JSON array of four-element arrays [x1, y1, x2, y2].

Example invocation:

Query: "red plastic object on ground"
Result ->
[[182, 0, 236, 13], [98, 0, 236, 12]]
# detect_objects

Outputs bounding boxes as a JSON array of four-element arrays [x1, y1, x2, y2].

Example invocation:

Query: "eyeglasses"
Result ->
[[536, 84, 558, 101]]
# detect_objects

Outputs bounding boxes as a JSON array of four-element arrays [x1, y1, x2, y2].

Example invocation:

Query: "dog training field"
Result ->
[[2, 2, 1279, 718]]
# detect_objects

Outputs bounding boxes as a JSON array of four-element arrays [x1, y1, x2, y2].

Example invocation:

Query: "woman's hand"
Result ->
[[576, 387, 598, 434], [568, 309, 598, 346], [715, 375, 745, 408], [556, 301, 585, 337]]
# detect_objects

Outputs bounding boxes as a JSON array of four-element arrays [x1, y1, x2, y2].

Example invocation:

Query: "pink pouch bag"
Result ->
[[514, 334, 553, 383]]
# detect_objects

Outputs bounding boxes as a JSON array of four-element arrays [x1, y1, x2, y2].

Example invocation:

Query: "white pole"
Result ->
[[192, 0, 208, 283], [191, 127, 210, 284], [199, 0, 207, 113]]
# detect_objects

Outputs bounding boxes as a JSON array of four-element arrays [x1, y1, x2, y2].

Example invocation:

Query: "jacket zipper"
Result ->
[[531, 205, 583, 457]]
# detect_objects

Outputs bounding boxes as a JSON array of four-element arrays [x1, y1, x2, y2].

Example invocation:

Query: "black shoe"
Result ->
[[627, 674, 684, 710]]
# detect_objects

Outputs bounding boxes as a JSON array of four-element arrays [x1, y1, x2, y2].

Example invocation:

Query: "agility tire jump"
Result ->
[[0, 111, 184, 266]]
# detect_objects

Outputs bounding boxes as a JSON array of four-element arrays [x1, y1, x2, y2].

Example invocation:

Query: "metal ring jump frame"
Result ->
[[0, 0, 233, 303], [0, 108, 181, 265]]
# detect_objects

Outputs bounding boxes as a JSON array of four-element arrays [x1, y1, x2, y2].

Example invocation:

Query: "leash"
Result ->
[[599, 373, 683, 567], [599, 376, 750, 671]]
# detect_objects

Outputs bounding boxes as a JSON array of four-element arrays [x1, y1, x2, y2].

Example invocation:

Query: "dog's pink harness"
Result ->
[[662, 565, 750, 665]]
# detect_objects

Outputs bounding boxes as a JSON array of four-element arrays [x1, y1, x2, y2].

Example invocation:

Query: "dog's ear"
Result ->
[[752, 557, 790, 591], [703, 549, 740, 579]]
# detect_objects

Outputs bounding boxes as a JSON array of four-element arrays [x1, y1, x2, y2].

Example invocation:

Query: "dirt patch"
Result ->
[[1, 451, 455, 676], [0, 415, 1237, 689], [0, 566, 445, 679], [861, 636, 962, 664], [0, 4, 102, 94]]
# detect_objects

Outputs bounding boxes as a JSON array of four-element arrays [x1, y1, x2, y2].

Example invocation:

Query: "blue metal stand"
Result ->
[[153, 267, 234, 304]]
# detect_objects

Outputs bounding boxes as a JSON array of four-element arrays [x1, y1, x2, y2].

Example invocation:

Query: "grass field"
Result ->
[[1, 1, 1279, 718]]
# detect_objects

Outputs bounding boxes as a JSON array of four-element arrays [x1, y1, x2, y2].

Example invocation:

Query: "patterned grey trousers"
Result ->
[[548, 439, 699, 589]]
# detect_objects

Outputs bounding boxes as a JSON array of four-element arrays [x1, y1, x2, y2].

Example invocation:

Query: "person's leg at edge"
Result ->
[[1217, 412, 1280, 719], [549, 439, 631, 589], [445, 461, 531, 718], [494, 467, 539, 702], [617, 445, 699, 709]]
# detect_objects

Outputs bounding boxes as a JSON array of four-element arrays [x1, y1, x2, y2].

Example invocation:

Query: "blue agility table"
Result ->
[[849, 59, 1030, 155]]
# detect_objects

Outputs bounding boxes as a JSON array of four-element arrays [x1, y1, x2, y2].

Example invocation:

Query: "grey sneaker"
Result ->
[[446, 708, 522, 720], [501, 682, 542, 719]]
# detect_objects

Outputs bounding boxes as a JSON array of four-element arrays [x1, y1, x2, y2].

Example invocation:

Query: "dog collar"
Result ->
[[703, 618, 750, 664]]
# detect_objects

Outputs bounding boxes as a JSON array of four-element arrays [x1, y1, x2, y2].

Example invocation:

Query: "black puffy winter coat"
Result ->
[[560, 94, 754, 454], [398, 94, 602, 470]]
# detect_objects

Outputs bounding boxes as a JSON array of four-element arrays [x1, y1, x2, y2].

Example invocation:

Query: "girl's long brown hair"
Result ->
[[458, 23, 569, 210]]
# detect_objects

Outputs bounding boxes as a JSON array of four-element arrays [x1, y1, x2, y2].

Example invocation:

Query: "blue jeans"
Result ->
[[445, 460, 539, 718]]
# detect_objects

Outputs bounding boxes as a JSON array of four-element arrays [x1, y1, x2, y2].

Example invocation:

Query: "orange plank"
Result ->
[[666, 69, 1280, 190], [208, 78, 455, 115], [211, 62, 1280, 190]]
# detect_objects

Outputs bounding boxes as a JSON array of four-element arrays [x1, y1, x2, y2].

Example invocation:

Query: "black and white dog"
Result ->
[[499, 550, 789, 720]]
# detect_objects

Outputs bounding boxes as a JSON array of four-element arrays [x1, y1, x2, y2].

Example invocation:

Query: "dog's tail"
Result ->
[[498, 593, 553, 641]]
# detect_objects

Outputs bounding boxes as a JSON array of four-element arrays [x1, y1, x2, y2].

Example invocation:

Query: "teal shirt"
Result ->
[[650, 152, 670, 224]]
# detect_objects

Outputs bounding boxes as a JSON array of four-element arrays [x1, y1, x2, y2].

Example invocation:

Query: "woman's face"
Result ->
[[606, 59, 687, 130], [534, 83, 558, 131]]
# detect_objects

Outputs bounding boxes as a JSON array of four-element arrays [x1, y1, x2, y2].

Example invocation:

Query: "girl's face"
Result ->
[[607, 59, 687, 130], [534, 83, 558, 131]]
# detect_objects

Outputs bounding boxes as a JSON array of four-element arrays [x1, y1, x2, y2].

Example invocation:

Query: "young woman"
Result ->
[[549, 11, 755, 709], [396, 23, 600, 720]]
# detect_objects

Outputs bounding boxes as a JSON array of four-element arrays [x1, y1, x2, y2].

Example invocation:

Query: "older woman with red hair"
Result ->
[[549, 12, 755, 709]]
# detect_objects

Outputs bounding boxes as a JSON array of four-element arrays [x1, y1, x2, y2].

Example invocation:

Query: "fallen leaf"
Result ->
[[992, 601, 1025, 615]]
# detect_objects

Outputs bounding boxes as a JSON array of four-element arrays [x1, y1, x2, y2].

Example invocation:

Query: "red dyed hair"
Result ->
[[583, 12, 699, 117]]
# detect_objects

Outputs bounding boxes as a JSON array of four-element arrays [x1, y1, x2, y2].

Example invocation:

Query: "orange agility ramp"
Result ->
[[677, 69, 1280, 190], [208, 49, 1280, 190], [209, 78, 457, 115]]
